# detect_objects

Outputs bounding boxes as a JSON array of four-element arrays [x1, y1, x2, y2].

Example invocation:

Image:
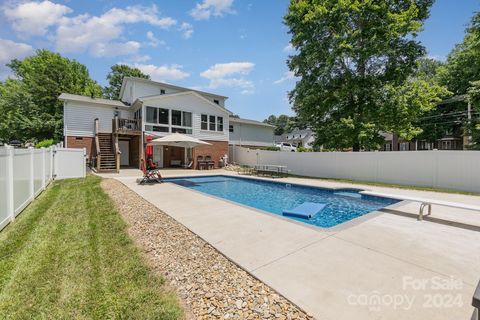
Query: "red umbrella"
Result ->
[[145, 135, 153, 157]]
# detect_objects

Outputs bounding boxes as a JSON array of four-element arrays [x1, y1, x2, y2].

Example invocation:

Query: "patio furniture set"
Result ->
[[197, 155, 215, 170], [239, 164, 290, 178]]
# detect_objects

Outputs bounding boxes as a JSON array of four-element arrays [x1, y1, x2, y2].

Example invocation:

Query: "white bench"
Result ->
[[360, 191, 480, 221]]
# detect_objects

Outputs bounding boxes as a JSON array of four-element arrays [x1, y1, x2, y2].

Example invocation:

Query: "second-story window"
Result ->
[[171, 110, 182, 126], [209, 115, 216, 131], [229, 125, 234, 133], [160, 89, 166, 95], [214, 99, 219, 105], [201, 114, 208, 130], [146, 106, 157, 123], [217, 116, 223, 131], [158, 108, 169, 124]]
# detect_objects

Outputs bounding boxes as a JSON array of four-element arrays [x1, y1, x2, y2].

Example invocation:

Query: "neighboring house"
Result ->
[[228, 117, 275, 148], [59, 77, 268, 172], [275, 128, 315, 148], [382, 95, 472, 152]]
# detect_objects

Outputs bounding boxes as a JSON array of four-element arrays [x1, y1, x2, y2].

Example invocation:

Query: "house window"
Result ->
[[384, 143, 391, 151], [146, 106, 157, 123], [229, 125, 234, 133], [399, 142, 410, 151], [172, 127, 193, 134], [214, 99, 219, 105], [160, 89, 166, 95], [201, 114, 208, 130], [158, 108, 169, 124], [182, 112, 192, 127], [209, 115, 216, 131], [171, 110, 182, 126], [145, 125, 169, 133], [217, 117, 223, 131]]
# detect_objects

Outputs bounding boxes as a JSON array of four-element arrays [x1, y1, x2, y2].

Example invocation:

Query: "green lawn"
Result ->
[[0, 175, 183, 319]]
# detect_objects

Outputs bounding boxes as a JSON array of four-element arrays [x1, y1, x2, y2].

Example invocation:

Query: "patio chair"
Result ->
[[147, 158, 158, 170], [197, 155, 206, 170], [139, 159, 162, 184], [205, 155, 215, 170], [183, 160, 193, 169]]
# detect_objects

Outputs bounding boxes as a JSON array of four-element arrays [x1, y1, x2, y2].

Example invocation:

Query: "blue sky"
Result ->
[[0, 0, 478, 122]]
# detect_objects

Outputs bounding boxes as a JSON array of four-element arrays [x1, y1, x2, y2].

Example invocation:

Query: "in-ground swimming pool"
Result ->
[[166, 175, 399, 228]]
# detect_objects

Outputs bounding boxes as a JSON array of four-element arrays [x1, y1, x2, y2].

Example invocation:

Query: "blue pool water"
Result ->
[[166, 175, 399, 228]]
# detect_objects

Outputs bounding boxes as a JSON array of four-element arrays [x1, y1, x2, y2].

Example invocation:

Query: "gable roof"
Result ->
[[229, 117, 275, 128], [119, 77, 228, 101], [58, 93, 129, 108], [136, 91, 232, 115]]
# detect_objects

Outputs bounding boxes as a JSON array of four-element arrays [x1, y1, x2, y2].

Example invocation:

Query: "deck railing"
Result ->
[[112, 117, 141, 135]]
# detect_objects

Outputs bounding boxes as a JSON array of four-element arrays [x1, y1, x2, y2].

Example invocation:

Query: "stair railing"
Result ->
[[94, 118, 101, 172]]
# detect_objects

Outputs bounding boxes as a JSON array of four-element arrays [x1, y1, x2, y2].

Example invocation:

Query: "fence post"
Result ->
[[83, 148, 87, 178], [6, 146, 15, 221], [51, 146, 55, 180], [41, 147, 46, 190], [29, 147, 34, 200]]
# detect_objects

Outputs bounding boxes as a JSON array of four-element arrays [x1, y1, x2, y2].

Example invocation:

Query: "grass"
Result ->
[[0, 175, 183, 319], [289, 174, 480, 196]]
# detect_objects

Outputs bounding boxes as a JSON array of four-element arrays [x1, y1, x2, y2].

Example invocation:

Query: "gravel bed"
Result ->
[[101, 178, 314, 320]]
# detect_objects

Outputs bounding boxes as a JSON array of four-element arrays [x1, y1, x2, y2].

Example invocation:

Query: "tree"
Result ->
[[284, 0, 442, 151], [0, 50, 102, 142], [263, 114, 305, 135], [438, 11, 480, 95], [103, 64, 150, 100], [467, 81, 480, 149]]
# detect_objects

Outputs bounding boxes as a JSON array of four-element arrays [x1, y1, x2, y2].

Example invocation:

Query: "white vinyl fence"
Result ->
[[0, 146, 86, 231], [232, 146, 480, 192]]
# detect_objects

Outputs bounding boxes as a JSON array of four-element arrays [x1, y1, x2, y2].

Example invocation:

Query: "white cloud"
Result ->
[[3, 0, 71, 37], [3, 2, 177, 58], [0, 38, 34, 79], [283, 43, 294, 53], [273, 71, 295, 84], [190, 0, 235, 20], [200, 62, 255, 93], [54, 5, 176, 56], [90, 41, 141, 57], [128, 63, 190, 82], [146, 31, 165, 47], [179, 22, 194, 39]]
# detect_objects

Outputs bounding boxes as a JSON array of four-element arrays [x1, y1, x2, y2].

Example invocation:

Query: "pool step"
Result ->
[[334, 191, 362, 199]]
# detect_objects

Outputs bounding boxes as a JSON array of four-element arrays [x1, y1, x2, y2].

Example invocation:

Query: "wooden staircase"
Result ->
[[97, 133, 117, 172]]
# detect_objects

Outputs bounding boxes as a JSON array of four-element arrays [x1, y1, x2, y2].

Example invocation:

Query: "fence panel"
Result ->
[[233, 146, 480, 192], [0, 145, 86, 232], [0, 148, 8, 230], [13, 149, 32, 215], [53, 148, 86, 179]]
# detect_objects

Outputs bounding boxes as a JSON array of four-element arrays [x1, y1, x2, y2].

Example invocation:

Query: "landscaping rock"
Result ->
[[101, 179, 313, 320]]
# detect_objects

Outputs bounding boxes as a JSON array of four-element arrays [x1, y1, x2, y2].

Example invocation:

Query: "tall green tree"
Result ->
[[438, 11, 480, 95], [0, 50, 102, 142], [467, 80, 480, 149], [284, 0, 445, 151], [103, 64, 150, 100]]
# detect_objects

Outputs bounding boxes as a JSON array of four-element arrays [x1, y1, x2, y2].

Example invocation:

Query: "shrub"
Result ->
[[259, 146, 281, 151], [35, 139, 55, 149]]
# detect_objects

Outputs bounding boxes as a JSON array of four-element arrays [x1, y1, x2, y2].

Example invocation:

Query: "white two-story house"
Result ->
[[59, 77, 274, 172]]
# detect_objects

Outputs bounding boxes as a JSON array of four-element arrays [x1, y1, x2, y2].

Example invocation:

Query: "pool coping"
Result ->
[[161, 173, 407, 233]]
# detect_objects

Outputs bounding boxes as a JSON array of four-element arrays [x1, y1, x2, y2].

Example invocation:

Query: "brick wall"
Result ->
[[193, 140, 228, 169], [66, 136, 94, 158]]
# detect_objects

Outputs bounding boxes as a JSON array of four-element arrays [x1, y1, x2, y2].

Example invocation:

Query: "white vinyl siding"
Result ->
[[64, 102, 130, 137], [229, 122, 275, 147]]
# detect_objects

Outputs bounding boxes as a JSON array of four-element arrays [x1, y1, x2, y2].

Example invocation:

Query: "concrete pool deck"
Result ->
[[103, 169, 480, 320]]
